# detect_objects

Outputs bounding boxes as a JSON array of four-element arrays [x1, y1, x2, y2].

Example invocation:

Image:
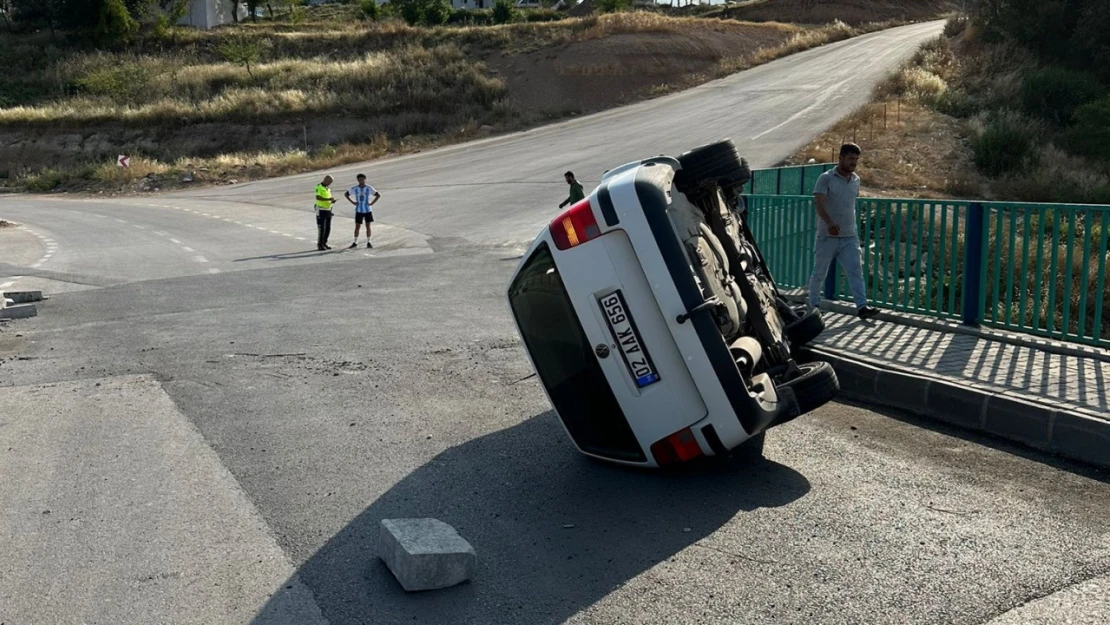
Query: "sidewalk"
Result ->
[[798, 306, 1110, 469]]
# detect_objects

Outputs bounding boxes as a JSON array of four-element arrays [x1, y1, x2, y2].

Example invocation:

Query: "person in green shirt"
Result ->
[[315, 175, 337, 250], [559, 171, 585, 209]]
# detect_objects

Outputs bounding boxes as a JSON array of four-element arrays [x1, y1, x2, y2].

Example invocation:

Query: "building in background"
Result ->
[[178, 0, 248, 29]]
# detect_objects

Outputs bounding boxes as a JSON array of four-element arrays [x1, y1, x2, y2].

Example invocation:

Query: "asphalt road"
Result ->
[[3, 20, 1110, 625]]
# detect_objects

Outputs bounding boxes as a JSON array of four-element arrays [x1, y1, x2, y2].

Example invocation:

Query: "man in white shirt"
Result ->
[[345, 173, 381, 249], [808, 143, 879, 319]]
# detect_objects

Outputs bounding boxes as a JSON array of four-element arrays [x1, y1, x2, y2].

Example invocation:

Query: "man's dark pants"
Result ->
[[316, 209, 332, 247]]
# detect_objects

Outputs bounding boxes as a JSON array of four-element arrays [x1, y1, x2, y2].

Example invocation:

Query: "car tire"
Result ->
[[785, 306, 825, 347], [778, 361, 839, 416], [675, 139, 751, 193]]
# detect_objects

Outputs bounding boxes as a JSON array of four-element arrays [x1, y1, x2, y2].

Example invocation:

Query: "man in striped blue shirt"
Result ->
[[345, 173, 381, 249]]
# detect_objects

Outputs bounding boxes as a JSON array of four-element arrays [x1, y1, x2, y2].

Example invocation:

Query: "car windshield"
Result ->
[[508, 243, 644, 462]]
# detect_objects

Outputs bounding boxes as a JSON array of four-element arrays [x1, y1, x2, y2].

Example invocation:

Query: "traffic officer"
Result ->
[[315, 175, 337, 250]]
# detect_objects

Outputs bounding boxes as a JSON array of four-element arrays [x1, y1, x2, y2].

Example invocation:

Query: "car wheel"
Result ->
[[674, 139, 751, 193], [778, 361, 839, 416], [785, 306, 825, 347]]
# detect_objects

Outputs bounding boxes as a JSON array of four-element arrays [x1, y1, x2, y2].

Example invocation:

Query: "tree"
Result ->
[[395, 0, 422, 24], [491, 0, 515, 24], [423, 0, 448, 25], [359, 0, 379, 20], [227, 0, 238, 22], [95, 0, 140, 46], [218, 34, 268, 78]]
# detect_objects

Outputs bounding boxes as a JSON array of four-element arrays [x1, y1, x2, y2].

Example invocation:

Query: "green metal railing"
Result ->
[[744, 193, 1110, 347], [744, 163, 834, 196]]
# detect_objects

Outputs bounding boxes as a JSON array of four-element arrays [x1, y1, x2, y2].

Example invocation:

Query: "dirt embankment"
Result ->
[[488, 24, 790, 116]]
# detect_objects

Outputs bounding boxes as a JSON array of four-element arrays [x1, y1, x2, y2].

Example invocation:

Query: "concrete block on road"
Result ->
[[983, 395, 1052, 448], [3, 290, 43, 304], [925, 381, 987, 430], [0, 303, 36, 320], [379, 518, 476, 592]]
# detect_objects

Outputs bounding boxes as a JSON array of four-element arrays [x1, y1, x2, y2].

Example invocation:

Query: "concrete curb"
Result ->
[[800, 345, 1110, 470], [784, 293, 1110, 364], [0, 303, 37, 320]]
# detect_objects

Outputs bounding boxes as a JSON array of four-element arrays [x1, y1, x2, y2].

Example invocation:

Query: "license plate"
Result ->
[[599, 290, 660, 388]]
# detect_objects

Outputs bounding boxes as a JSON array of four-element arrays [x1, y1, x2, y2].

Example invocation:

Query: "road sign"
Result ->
[[117, 155, 130, 168]]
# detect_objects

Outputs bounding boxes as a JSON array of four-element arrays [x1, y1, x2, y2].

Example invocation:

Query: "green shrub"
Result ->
[[23, 169, 65, 193], [1062, 96, 1110, 162], [972, 112, 1041, 176], [524, 8, 562, 22], [944, 14, 969, 38], [1020, 67, 1102, 126], [492, 0, 517, 24], [94, 0, 140, 48], [934, 89, 980, 118], [423, 0, 450, 25], [447, 8, 493, 24], [76, 63, 152, 103], [596, 0, 632, 13], [398, 0, 423, 25], [359, 0, 381, 20]]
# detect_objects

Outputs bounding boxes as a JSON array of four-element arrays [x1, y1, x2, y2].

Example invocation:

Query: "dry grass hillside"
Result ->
[[0, 9, 928, 193]]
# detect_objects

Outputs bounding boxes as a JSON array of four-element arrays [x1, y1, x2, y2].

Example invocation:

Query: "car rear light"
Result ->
[[650, 427, 704, 467], [550, 198, 602, 250]]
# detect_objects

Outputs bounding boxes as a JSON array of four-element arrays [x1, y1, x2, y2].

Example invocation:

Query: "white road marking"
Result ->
[[182, 246, 195, 253], [154, 231, 167, 237], [194, 256, 208, 263], [114, 218, 127, 223], [169, 239, 181, 244], [133, 225, 147, 230], [208, 268, 221, 274], [295, 237, 307, 241], [282, 233, 293, 237]]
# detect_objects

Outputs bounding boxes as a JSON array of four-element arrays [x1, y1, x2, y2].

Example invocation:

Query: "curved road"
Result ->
[[3, 20, 1109, 625]]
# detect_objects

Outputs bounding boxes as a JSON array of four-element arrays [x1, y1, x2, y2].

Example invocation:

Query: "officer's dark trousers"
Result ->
[[316, 210, 332, 248]]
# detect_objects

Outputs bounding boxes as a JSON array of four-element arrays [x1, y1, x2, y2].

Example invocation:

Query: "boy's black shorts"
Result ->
[[355, 212, 374, 224]]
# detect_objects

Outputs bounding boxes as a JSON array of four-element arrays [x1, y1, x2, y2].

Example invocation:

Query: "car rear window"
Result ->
[[508, 243, 645, 462]]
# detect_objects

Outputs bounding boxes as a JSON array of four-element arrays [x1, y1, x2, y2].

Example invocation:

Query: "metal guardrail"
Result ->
[[744, 193, 1110, 347], [743, 163, 835, 196]]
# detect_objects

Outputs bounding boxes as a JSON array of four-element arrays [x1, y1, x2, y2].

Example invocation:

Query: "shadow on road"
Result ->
[[233, 249, 339, 262], [249, 412, 811, 624]]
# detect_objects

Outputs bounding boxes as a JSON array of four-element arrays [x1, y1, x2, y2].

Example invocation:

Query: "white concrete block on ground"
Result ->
[[379, 518, 476, 592], [3, 290, 43, 304], [0, 303, 36, 319]]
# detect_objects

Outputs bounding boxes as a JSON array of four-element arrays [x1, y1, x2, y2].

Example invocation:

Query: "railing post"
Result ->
[[824, 260, 838, 302], [775, 168, 782, 195], [962, 202, 986, 326]]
